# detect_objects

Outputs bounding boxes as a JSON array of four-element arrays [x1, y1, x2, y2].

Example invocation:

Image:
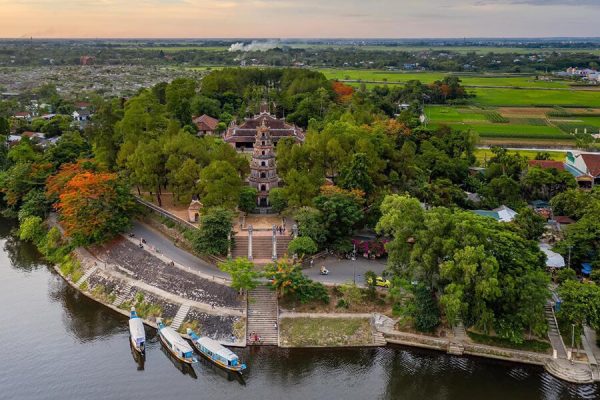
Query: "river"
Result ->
[[0, 218, 597, 400]]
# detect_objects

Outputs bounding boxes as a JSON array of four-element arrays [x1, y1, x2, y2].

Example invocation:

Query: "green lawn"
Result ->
[[467, 331, 551, 353], [472, 88, 600, 107], [279, 317, 373, 347], [474, 149, 565, 163]]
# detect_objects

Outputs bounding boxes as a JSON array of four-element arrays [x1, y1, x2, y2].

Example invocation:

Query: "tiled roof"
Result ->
[[528, 160, 565, 171], [581, 154, 600, 177], [192, 114, 218, 131]]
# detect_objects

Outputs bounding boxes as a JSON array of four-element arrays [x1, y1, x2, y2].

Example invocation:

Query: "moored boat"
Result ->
[[157, 318, 197, 364], [128, 307, 146, 354], [187, 328, 246, 373]]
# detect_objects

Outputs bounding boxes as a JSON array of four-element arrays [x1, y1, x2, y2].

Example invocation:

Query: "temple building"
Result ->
[[224, 105, 304, 150], [248, 120, 279, 208]]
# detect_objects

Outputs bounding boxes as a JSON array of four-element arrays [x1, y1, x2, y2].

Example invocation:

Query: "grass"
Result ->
[[474, 149, 565, 163], [59, 256, 83, 282], [319, 69, 571, 89], [472, 88, 600, 107], [467, 331, 551, 353], [279, 317, 373, 347]]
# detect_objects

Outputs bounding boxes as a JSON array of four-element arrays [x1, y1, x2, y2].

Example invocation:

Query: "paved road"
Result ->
[[130, 221, 229, 280], [303, 256, 387, 287], [130, 221, 387, 286]]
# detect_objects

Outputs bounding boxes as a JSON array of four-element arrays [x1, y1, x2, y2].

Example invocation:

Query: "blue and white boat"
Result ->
[[129, 307, 146, 354], [187, 329, 246, 373], [157, 318, 197, 364]]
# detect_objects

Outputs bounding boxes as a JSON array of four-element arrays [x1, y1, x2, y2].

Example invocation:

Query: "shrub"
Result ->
[[412, 285, 440, 333], [288, 236, 317, 258]]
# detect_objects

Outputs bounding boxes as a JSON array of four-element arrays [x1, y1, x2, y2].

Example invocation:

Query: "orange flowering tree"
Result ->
[[48, 164, 136, 245], [331, 81, 354, 103]]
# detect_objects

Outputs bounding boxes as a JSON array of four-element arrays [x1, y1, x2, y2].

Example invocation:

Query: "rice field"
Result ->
[[474, 149, 565, 163], [319, 69, 570, 89], [472, 88, 600, 108]]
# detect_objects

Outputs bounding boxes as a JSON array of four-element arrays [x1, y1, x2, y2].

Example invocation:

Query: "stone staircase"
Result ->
[[452, 320, 468, 341], [545, 303, 567, 359], [231, 234, 292, 261], [373, 331, 387, 346], [545, 358, 593, 384], [247, 286, 278, 345], [171, 303, 191, 331], [75, 265, 99, 287], [113, 282, 132, 307], [447, 342, 465, 355]]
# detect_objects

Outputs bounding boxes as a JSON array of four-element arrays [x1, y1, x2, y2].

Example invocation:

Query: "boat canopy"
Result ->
[[196, 336, 238, 362], [129, 318, 145, 340], [161, 326, 194, 353]]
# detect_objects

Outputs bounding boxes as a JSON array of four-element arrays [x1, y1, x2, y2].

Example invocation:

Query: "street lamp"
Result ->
[[571, 323, 575, 363]]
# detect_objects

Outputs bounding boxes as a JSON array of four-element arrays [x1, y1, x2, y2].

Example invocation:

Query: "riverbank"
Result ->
[[42, 211, 598, 384], [52, 236, 246, 347]]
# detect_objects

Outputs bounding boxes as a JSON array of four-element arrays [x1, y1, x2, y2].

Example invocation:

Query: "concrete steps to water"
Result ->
[[247, 286, 278, 345], [76, 265, 99, 287], [545, 359, 593, 384], [447, 342, 465, 356], [373, 331, 387, 346], [545, 303, 567, 359], [113, 282, 132, 307], [171, 303, 191, 331]]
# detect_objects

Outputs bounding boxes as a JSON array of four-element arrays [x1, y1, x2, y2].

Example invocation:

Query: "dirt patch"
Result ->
[[279, 317, 373, 347], [497, 107, 551, 117]]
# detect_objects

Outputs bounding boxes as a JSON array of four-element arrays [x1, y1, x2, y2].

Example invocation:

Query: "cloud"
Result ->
[[475, 0, 600, 6]]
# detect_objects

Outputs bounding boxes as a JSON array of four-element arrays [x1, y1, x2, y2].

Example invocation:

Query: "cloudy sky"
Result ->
[[0, 0, 598, 38]]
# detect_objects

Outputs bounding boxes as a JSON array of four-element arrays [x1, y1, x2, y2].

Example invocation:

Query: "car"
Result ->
[[367, 276, 391, 288]]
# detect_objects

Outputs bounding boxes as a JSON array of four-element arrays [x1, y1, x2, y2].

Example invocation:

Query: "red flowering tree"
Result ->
[[48, 165, 136, 245]]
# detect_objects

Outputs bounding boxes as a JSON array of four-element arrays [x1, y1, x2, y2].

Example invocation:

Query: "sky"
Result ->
[[0, 0, 599, 39]]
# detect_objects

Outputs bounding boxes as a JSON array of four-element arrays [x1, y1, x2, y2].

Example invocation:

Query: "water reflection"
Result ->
[[159, 343, 198, 379], [47, 273, 125, 342], [129, 341, 145, 371], [195, 353, 246, 385]]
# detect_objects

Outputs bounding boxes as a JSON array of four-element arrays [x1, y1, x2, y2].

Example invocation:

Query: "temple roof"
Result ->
[[224, 111, 304, 143]]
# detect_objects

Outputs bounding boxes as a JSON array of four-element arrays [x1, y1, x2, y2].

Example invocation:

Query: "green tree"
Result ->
[[268, 188, 288, 213], [558, 280, 600, 348], [288, 236, 317, 258], [189, 207, 233, 256], [198, 160, 242, 209], [513, 207, 547, 241], [218, 257, 260, 293], [294, 207, 327, 246], [412, 285, 440, 333], [238, 187, 257, 213], [19, 216, 45, 243], [314, 192, 363, 246], [339, 152, 373, 195]]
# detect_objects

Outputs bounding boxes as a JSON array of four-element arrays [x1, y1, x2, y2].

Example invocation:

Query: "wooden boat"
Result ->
[[128, 307, 146, 354], [187, 328, 246, 373], [157, 318, 197, 364]]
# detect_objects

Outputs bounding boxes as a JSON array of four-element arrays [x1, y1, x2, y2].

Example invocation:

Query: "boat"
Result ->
[[128, 307, 146, 354], [156, 318, 197, 364], [187, 328, 246, 373]]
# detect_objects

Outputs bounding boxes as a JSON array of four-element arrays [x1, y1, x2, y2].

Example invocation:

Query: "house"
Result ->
[[472, 205, 517, 223], [21, 131, 45, 140], [192, 114, 219, 136], [74, 101, 91, 110], [539, 243, 565, 269], [13, 112, 31, 121], [187, 199, 202, 223], [565, 151, 600, 189], [72, 109, 91, 122]]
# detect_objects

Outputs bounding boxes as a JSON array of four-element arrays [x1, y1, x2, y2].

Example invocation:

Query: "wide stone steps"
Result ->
[[113, 282, 132, 307], [373, 331, 387, 346], [232, 235, 292, 260], [171, 303, 191, 331], [76, 265, 99, 287], [247, 286, 278, 345], [545, 359, 593, 384]]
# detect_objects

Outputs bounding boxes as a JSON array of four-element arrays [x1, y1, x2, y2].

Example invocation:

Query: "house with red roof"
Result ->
[[565, 152, 600, 189], [192, 114, 219, 136]]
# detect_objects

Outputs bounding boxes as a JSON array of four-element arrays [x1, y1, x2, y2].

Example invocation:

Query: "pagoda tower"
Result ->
[[248, 119, 279, 208]]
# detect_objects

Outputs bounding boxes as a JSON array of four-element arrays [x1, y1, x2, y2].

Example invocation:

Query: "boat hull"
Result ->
[[129, 336, 145, 354], [158, 331, 195, 365], [191, 341, 245, 373]]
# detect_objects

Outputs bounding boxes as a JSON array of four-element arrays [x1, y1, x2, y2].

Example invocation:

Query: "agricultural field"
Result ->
[[472, 88, 600, 107], [319, 69, 570, 89], [474, 149, 565, 163], [425, 105, 578, 144]]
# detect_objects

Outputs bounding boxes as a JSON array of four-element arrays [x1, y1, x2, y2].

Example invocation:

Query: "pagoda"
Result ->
[[248, 119, 279, 208]]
